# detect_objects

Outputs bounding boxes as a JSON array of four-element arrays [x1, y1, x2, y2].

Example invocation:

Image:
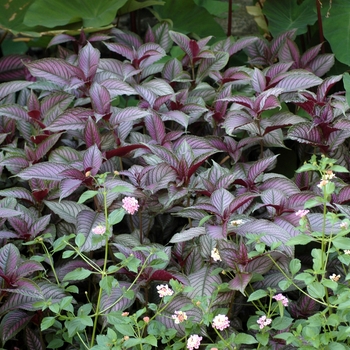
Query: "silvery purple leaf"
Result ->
[[276, 70, 322, 92], [270, 29, 297, 58], [34, 133, 62, 161], [0, 187, 35, 204], [162, 58, 183, 82], [196, 51, 229, 83], [145, 113, 166, 143], [100, 79, 137, 98], [110, 28, 143, 49], [145, 163, 177, 193], [0, 310, 33, 346], [0, 105, 30, 122], [229, 273, 252, 294], [300, 43, 323, 66], [0, 81, 33, 100], [104, 42, 134, 61], [186, 266, 221, 298], [77, 210, 105, 252], [89, 82, 111, 115], [0, 55, 30, 81], [46, 107, 93, 131], [161, 110, 189, 129], [26, 58, 84, 86], [47, 34, 75, 47], [110, 107, 149, 126], [288, 122, 322, 146], [0, 243, 20, 275], [59, 179, 83, 201], [229, 36, 259, 56], [206, 224, 225, 239], [49, 146, 82, 164], [260, 176, 300, 196], [228, 192, 258, 215], [309, 54, 334, 77], [211, 188, 235, 216], [83, 144, 102, 176], [78, 42, 100, 79], [84, 117, 101, 148], [248, 155, 279, 182], [17, 163, 71, 181], [278, 38, 300, 66], [169, 31, 192, 59], [43, 200, 92, 224], [251, 68, 266, 93], [29, 215, 51, 237], [170, 227, 206, 243], [234, 219, 294, 256], [317, 75, 342, 102]]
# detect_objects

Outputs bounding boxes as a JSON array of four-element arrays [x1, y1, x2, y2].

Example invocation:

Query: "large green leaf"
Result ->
[[322, 0, 350, 65], [23, 0, 129, 28], [263, 0, 317, 36], [153, 0, 226, 39], [119, 0, 165, 15], [0, 0, 40, 36]]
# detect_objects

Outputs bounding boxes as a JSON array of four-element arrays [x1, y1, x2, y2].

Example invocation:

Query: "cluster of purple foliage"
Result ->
[[0, 24, 349, 348]]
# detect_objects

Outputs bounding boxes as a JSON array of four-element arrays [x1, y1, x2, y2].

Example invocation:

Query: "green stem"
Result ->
[[41, 242, 60, 286], [90, 187, 110, 348]]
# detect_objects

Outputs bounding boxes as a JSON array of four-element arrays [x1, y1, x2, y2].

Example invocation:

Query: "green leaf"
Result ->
[[333, 236, 350, 250], [234, 333, 258, 345], [78, 190, 98, 204], [108, 208, 125, 226], [294, 272, 315, 284], [304, 196, 325, 208], [41, 316, 56, 331], [194, 0, 236, 17], [119, 0, 165, 15], [62, 250, 75, 259], [289, 258, 301, 275], [198, 214, 213, 227], [307, 281, 325, 299], [110, 185, 133, 193], [247, 289, 268, 302], [153, 0, 225, 38], [272, 316, 293, 331], [331, 165, 349, 173], [256, 332, 269, 346], [263, 0, 317, 36], [114, 323, 135, 337], [24, 0, 129, 28], [63, 267, 92, 281], [323, 0, 350, 65], [75, 233, 86, 247], [286, 234, 314, 246]]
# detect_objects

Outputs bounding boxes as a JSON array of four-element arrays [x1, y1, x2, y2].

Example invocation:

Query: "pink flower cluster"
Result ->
[[295, 209, 309, 218], [212, 314, 230, 331], [257, 315, 272, 329], [92, 225, 106, 235], [273, 293, 289, 307], [187, 335, 202, 350], [172, 310, 188, 324], [156, 284, 174, 297], [122, 197, 139, 215]]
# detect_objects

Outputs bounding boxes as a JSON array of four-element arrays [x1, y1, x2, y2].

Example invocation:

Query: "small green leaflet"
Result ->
[[78, 190, 98, 204]]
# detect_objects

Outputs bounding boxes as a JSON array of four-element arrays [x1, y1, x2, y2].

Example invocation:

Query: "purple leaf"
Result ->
[[110, 107, 149, 126], [228, 36, 259, 56], [251, 68, 266, 93], [29, 215, 51, 237], [26, 58, 84, 86], [248, 155, 279, 182], [0, 55, 29, 81], [25, 327, 44, 350], [46, 107, 93, 131], [104, 42, 134, 60], [110, 28, 143, 49], [145, 163, 177, 193], [0, 310, 33, 345], [186, 266, 221, 298], [17, 163, 71, 181], [278, 38, 300, 65], [89, 82, 111, 115], [49, 146, 82, 164], [145, 113, 166, 143], [309, 54, 334, 77], [78, 42, 100, 79], [0, 243, 20, 275], [0, 81, 33, 100], [77, 210, 106, 252], [84, 117, 101, 148], [59, 179, 83, 201], [317, 75, 342, 102], [211, 188, 235, 216], [0, 187, 35, 204], [43, 200, 92, 224], [83, 144, 102, 175], [161, 110, 189, 129], [162, 58, 183, 82], [276, 71, 323, 91], [228, 192, 258, 214], [169, 31, 191, 58], [206, 224, 225, 239], [0, 105, 30, 122], [245, 255, 275, 274], [229, 273, 252, 294], [0, 208, 22, 218], [47, 34, 76, 47], [170, 227, 206, 243], [100, 79, 137, 97], [34, 133, 62, 161], [196, 51, 229, 83]]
